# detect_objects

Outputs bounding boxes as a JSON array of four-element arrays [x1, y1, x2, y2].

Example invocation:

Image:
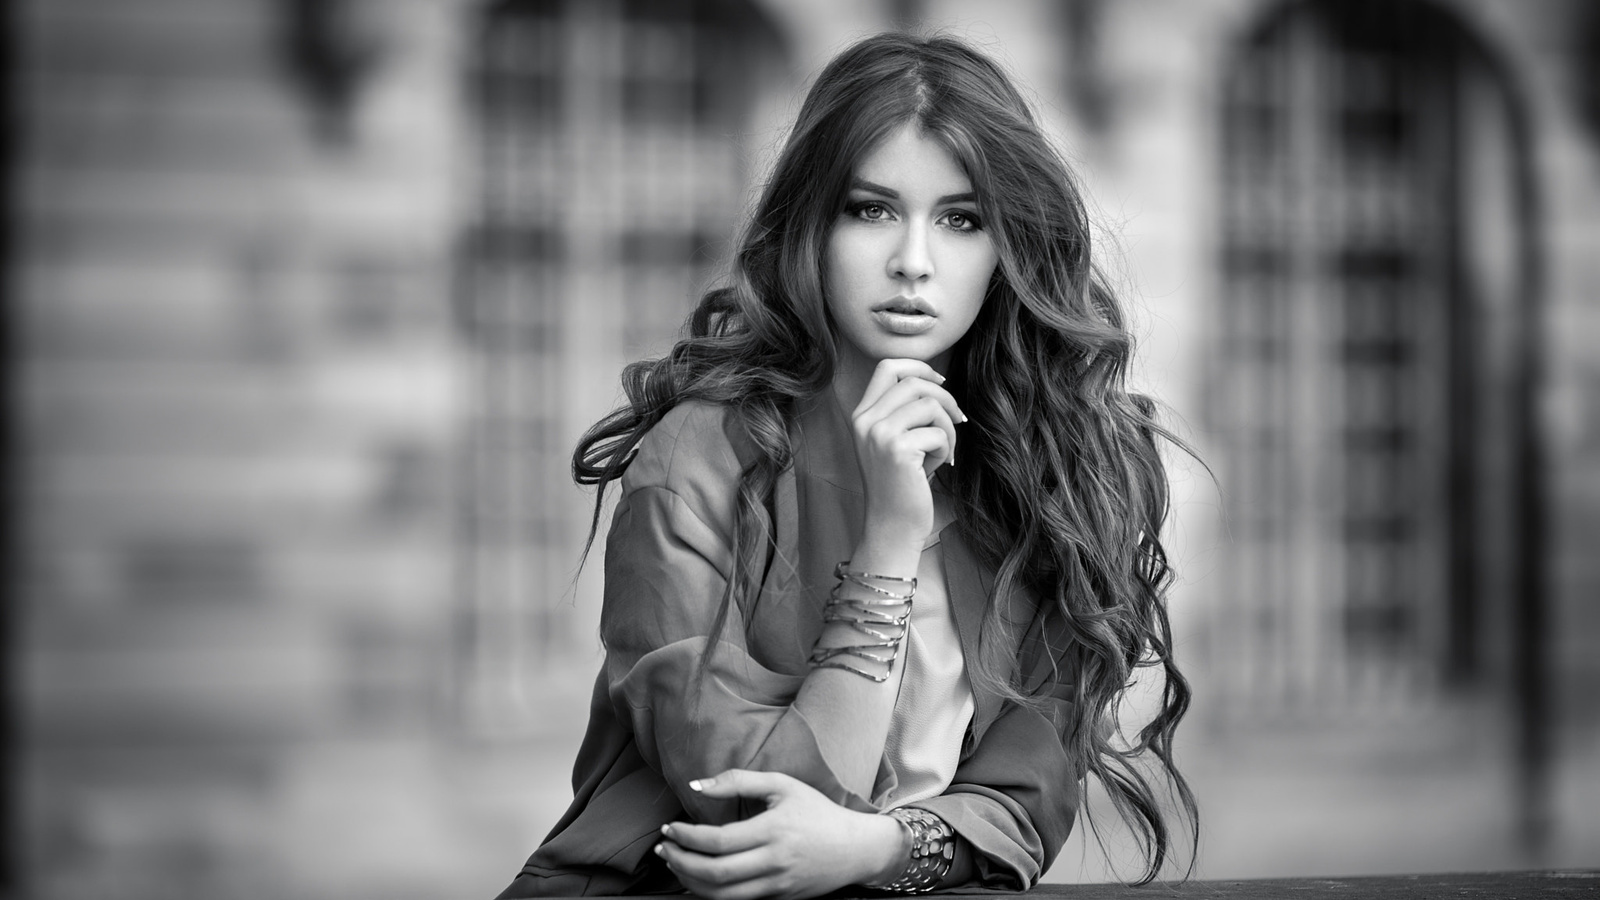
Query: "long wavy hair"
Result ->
[[573, 32, 1197, 884]]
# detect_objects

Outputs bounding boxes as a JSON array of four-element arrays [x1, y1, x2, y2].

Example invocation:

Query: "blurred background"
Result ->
[[7, 0, 1600, 897]]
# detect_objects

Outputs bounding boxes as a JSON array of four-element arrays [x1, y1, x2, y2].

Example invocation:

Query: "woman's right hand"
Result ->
[[657, 770, 909, 900], [849, 358, 966, 543]]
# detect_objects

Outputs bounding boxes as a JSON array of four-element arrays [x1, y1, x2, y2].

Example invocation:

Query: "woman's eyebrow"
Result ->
[[848, 178, 976, 206], [849, 178, 898, 198]]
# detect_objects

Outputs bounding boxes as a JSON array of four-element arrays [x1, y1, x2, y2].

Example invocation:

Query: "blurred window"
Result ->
[[453, 0, 784, 731], [1211, 0, 1528, 717]]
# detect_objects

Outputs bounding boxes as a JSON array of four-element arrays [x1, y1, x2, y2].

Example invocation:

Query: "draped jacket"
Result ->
[[496, 396, 1081, 897]]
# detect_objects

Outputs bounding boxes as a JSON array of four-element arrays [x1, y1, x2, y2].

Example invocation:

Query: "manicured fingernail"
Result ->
[[688, 779, 704, 792], [660, 823, 672, 837], [654, 842, 665, 857]]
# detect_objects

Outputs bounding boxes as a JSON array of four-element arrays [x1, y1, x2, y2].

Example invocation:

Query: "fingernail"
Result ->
[[654, 842, 665, 857], [688, 779, 704, 792], [660, 823, 672, 837]]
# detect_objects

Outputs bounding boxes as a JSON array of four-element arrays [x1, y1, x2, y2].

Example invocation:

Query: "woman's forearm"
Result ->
[[792, 524, 925, 797]]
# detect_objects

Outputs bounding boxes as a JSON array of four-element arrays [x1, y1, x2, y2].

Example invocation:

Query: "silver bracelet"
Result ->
[[835, 561, 918, 590], [868, 807, 955, 892], [811, 564, 914, 682]]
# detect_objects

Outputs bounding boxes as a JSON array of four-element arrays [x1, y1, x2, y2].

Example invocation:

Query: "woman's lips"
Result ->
[[871, 298, 937, 335], [874, 295, 933, 315]]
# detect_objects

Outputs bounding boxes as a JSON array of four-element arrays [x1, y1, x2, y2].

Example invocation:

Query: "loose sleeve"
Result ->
[[909, 699, 1080, 890], [599, 406, 877, 825]]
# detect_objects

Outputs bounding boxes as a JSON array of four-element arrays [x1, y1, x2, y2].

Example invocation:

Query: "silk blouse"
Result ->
[[495, 395, 1082, 898]]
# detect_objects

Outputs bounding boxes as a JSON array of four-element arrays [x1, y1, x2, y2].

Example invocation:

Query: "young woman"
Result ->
[[495, 32, 1197, 899]]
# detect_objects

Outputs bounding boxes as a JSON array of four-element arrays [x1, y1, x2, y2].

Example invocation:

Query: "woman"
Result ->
[[496, 32, 1197, 899]]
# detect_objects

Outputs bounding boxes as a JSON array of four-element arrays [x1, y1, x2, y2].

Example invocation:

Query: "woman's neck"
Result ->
[[829, 352, 952, 416], [829, 363, 874, 416]]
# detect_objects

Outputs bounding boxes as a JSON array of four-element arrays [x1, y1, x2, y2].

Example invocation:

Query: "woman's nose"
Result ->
[[888, 224, 934, 282]]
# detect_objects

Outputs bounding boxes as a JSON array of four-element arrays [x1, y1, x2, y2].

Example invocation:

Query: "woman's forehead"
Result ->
[[851, 123, 974, 200]]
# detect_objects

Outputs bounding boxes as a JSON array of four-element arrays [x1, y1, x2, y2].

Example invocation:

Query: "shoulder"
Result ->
[[621, 400, 745, 519]]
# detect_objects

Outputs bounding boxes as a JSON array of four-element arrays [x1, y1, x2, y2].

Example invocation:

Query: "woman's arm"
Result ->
[[597, 394, 934, 819], [602, 478, 865, 820], [605, 359, 964, 811], [658, 699, 1076, 897], [793, 359, 963, 793]]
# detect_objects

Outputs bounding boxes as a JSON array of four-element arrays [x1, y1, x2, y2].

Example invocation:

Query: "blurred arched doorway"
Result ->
[[1209, 0, 1540, 725]]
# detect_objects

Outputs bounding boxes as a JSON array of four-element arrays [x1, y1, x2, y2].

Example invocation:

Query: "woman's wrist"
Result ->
[[851, 525, 925, 576], [858, 809, 914, 887], [864, 808, 959, 892]]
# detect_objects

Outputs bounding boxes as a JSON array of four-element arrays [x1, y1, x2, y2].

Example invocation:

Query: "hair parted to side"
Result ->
[[573, 32, 1198, 885]]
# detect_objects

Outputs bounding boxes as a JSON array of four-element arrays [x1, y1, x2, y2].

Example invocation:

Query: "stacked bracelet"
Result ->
[[807, 562, 915, 682], [869, 807, 956, 892]]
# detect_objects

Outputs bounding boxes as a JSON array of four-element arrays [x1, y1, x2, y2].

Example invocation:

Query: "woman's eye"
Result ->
[[943, 211, 982, 232], [852, 202, 889, 221]]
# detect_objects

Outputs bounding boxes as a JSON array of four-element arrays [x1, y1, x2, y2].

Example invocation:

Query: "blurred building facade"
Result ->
[[9, 0, 1600, 897]]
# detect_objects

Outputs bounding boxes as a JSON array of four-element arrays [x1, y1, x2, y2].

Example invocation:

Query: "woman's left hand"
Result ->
[[656, 769, 907, 900]]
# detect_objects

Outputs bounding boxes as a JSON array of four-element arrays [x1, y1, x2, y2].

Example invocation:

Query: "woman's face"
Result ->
[[824, 123, 999, 379]]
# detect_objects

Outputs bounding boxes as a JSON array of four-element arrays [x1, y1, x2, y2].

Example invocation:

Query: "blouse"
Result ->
[[880, 493, 975, 808], [494, 394, 1082, 898]]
